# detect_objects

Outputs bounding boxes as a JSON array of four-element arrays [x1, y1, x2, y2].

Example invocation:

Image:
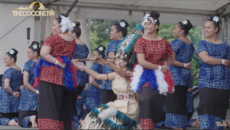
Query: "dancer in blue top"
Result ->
[[85, 45, 105, 114], [101, 19, 129, 104], [196, 15, 230, 130], [71, 21, 89, 115], [0, 48, 22, 126], [18, 41, 40, 128], [165, 19, 194, 129]]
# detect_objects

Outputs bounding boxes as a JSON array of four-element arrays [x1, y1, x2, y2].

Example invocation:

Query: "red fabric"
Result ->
[[40, 35, 76, 86], [70, 63, 78, 87], [164, 69, 175, 93], [56, 56, 63, 63], [33, 78, 39, 88], [134, 38, 174, 88], [38, 119, 64, 130], [140, 118, 156, 129]]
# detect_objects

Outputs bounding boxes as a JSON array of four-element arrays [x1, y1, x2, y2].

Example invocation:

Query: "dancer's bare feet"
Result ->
[[8, 119, 19, 126], [29, 115, 38, 128]]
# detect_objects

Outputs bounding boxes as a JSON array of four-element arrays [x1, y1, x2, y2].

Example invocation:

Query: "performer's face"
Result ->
[[115, 58, 127, 68], [92, 50, 102, 63], [204, 21, 218, 38], [110, 25, 122, 40], [173, 23, 184, 38], [4, 54, 13, 66], [27, 48, 37, 60], [144, 22, 158, 34], [52, 20, 62, 35]]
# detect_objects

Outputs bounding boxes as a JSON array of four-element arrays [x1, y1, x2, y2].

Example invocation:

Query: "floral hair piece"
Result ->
[[142, 14, 157, 26], [60, 15, 73, 33], [212, 16, 220, 23], [98, 46, 104, 52], [119, 20, 127, 28], [72, 22, 77, 28], [9, 49, 15, 55], [181, 20, 188, 25], [32, 44, 38, 50]]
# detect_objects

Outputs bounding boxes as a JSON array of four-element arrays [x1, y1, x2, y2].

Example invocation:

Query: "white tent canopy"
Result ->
[[0, 0, 230, 74]]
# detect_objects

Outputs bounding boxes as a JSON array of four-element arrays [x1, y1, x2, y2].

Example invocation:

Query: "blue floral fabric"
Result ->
[[85, 63, 103, 109], [165, 113, 187, 128], [199, 114, 225, 129], [19, 60, 39, 111], [170, 39, 195, 87], [73, 89, 87, 129], [187, 75, 194, 113], [196, 40, 230, 90], [73, 44, 89, 87], [0, 68, 22, 113], [101, 39, 121, 90]]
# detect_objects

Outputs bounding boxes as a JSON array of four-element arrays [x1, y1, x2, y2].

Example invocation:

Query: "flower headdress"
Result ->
[[119, 20, 127, 28], [212, 16, 220, 23], [181, 20, 188, 25], [60, 15, 73, 33], [97, 45, 105, 52], [142, 14, 157, 26], [9, 49, 15, 55]]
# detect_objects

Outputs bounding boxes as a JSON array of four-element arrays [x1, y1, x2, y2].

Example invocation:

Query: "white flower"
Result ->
[[212, 16, 219, 23], [98, 46, 104, 51], [182, 20, 188, 25], [154, 19, 157, 23], [72, 22, 76, 27], [32, 44, 38, 49], [119, 21, 126, 28], [9, 49, 15, 55]]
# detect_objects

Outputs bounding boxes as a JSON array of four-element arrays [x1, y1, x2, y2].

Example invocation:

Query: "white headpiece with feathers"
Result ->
[[60, 15, 73, 33]]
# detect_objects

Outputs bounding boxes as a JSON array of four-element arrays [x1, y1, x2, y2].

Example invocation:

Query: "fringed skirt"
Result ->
[[81, 104, 140, 129]]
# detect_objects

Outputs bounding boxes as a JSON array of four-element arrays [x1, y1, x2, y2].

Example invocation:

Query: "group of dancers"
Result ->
[[0, 10, 230, 130]]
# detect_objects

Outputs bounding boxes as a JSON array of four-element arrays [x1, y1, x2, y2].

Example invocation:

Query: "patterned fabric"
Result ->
[[165, 113, 187, 128], [187, 118, 196, 127], [73, 44, 89, 87], [22, 116, 31, 127], [38, 119, 64, 129], [85, 63, 103, 109], [196, 40, 230, 90], [19, 60, 39, 111], [140, 118, 156, 129], [199, 114, 225, 129], [134, 38, 174, 88], [186, 93, 194, 113], [170, 39, 195, 86], [0, 117, 19, 125], [0, 68, 22, 113], [40, 34, 76, 86], [117, 93, 135, 100], [155, 121, 165, 128], [73, 89, 87, 129], [101, 39, 121, 90]]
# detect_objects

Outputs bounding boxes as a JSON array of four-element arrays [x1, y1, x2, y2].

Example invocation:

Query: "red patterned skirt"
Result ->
[[140, 87, 166, 129], [38, 81, 74, 130]]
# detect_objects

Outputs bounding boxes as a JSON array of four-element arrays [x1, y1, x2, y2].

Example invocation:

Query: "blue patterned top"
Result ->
[[196, 40, 230, 90], [101, 39, 121, 90], [170, 39, 195, 87], [19, 60, 39, 111], [86, 63, 103, 109], [0, 68, 22, 113], [73, 44, 89, 87]]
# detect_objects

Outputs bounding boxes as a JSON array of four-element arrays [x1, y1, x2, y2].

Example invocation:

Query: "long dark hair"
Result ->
[[6, 48, 18, 62], [29, 41, 40, 56]]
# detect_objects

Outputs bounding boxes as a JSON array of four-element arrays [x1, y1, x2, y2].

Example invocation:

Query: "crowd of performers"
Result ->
[[0, 10, 230, 130]]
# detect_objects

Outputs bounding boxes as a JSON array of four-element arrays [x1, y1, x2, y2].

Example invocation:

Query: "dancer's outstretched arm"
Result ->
[[73, 62, 116, 81]]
